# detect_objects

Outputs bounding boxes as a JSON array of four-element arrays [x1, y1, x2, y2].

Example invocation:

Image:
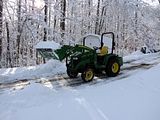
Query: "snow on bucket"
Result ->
[[35, 41, 61, 60]]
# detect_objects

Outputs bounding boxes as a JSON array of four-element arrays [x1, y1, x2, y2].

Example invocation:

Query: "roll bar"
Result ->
[[82, 32, 115, 54], [101, 32, 115, 54]]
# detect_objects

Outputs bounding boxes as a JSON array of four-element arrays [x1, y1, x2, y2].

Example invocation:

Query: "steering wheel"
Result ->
[[93, 46, 99, 50]]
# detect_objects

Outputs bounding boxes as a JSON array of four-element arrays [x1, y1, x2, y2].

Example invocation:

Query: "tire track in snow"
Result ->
[[0, 61, 157, 91], [75, 97, 110, 120]]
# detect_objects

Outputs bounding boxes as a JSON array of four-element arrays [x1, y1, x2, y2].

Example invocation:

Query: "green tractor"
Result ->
[[36, 32, 123, 82]]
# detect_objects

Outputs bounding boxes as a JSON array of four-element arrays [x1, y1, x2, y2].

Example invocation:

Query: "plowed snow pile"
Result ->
[[0, 60, 66, 83]]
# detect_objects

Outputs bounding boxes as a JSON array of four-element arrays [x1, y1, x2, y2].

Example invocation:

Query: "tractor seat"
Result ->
[[98, 46, 108, 56]]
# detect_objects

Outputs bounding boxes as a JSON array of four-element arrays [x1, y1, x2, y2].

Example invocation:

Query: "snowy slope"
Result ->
[[0, 61, 160, 120]]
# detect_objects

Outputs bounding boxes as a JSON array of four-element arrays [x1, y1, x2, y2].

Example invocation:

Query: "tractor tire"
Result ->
[[81, 68, 94, 82], [106, 58, 120, 77], [67, 69, 78, 78]]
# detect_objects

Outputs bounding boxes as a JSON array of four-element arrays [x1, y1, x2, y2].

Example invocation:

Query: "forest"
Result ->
[[0, 0, 159, 68]]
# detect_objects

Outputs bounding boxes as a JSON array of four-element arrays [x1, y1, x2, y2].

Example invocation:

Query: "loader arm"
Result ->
[[55, 45, 94, 61], [54, 45, 75, 61]]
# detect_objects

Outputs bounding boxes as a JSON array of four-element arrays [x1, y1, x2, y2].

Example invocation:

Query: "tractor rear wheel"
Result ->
[[67, 69, 78, 78], [81, 68, 94, 82], [106, 58, 120, 77]]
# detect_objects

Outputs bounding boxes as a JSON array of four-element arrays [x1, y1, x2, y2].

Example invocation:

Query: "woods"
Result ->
[[0, 0, 160, 68]]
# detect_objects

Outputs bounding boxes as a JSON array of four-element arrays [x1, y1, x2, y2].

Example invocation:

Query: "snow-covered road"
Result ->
[[0, 51, 160, 91]]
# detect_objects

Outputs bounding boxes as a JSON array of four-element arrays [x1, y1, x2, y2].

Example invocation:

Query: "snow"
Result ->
[[35, 41, 61, 50], [0, 51, 160, 120], [142, 0, 159, 7], [0, 60, 66, 83], [123, 50, 160, 63], [0, 61, 160, 120]]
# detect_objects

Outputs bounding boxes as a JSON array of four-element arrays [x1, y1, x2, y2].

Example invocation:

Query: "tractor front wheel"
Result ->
[[81, 68, 94, 82], [67, 69, 78, 78], [106, 59, 120, 77]]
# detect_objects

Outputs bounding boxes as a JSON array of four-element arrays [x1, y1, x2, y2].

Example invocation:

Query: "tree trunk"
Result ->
[[88, 0, 92, 32], [53, 0, 58, 30], [53, 15, 57, 30], [16, 0, 22, 61], [32, 0, 35, 13], [95, 0, 100, 34], [60, 0, 66, 39], [134, 0, 139, 51], [48, 0, 51, 27], [44, 0, 48, 41], [0, 0, 3, 62], [98, 5, 106, 34], [6, 22, 12, 67]]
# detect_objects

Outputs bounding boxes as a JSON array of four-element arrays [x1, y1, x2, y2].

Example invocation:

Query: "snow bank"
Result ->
[[123, 50, 160, 63], [0, 60, 66, 83]]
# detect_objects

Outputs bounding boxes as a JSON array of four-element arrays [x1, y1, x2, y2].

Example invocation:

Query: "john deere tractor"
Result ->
[[36, 32, 123, 82]]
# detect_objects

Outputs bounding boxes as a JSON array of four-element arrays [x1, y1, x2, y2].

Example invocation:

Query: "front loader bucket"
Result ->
[[36, 45, 74, 61], [36, 49, 60, 60]]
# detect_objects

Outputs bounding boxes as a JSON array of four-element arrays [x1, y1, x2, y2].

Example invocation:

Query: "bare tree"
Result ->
[[60, 0, 66, 39], [88, 0, 92, 32], [95, 0, 101, 34], [44, 0, 48, 41], [16, 0, 22, 60], [98, 4, 107, 34], [134, 0, 139, 51], [0, 0, 3, 62], [6, 22, 12, 67]]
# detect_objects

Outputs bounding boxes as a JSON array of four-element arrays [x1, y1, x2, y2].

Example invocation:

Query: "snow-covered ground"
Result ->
[[0, 51, 160, 120]]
